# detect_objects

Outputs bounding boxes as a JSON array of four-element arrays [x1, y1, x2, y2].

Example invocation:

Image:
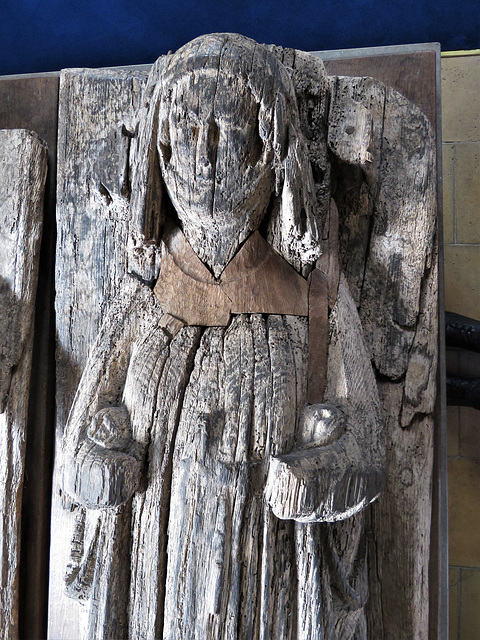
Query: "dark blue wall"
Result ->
[[1, 0, 479, 76]]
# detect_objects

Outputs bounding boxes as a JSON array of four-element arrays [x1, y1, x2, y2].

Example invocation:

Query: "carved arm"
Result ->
[[63, 406, 142, 509], [61, 278, 158, 509], [266, 274, 386, 523]]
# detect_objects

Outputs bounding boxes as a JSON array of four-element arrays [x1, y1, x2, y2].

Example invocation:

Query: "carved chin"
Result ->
[[167, 176, 274, 277], [181, 214, 258, 278]]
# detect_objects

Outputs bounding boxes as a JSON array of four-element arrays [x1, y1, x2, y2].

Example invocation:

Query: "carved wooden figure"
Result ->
[[0, 129, 47, 640], [52, 34, 437, 640]]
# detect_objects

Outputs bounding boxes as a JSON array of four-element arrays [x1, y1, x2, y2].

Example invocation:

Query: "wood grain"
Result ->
[[307, 268, 329, 404], [50, 34, 438, 640], [48, 66, 148, 640], [323, 51, 437, 127], [154, 227, 309, 327], [0, 129, 47, 640], [0, 74, 59, 640], [327, 67, 438, 638]]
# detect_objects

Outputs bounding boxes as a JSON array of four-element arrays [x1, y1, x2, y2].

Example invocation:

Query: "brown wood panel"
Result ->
[[323, 47, 444, 640], [0, 74, 59, 640], [323, 51, 437, 126], [0, 75, 59, 162]]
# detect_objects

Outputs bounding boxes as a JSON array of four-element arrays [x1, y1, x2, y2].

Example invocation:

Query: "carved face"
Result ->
[[157, 69, 275, 276]]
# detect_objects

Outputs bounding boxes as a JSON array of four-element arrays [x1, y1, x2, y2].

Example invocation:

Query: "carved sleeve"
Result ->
[[265, 274, 385, 523], [61, 277, 162, 509]]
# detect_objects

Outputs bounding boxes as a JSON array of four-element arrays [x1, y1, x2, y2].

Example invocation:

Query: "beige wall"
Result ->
[[442, 52, 480, 640], [443, 55, 480, 318]]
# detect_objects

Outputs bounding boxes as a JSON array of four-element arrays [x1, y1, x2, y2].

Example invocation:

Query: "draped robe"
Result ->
[[63, 229, 381, 640]]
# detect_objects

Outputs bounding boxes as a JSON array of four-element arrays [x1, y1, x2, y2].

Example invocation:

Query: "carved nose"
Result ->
[[197, 118, 219, 171]]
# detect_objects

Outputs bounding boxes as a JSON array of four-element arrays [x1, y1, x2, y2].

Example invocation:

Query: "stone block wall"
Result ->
[[443, 52, 480, 640]]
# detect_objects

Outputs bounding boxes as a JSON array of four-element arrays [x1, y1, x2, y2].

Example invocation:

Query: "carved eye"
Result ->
[[158, 118, 172, 164]]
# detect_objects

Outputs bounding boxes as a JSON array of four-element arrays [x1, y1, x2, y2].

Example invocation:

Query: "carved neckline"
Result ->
[[154, 222, 309, 327], [162, 221, 271, 285]]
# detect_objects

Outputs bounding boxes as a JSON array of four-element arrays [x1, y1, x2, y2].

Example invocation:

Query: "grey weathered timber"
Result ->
[[321, 46, 446, 640], [327, 74, 438, 640], [50, 33, 438, 640], [48, 66, 148, 638], [0, 73, 59, 640], [0, 129, 47, 640]]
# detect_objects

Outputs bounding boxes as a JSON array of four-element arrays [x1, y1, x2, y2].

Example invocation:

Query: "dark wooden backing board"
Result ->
[[314, 43, 446, 640], [319, 49, 437, 126], [0, 72, 59, 640]]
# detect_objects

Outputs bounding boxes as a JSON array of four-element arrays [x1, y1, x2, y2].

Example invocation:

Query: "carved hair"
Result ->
[[128, 33, 321, 281]]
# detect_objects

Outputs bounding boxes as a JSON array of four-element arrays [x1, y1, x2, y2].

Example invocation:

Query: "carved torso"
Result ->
[[124, 230, 315, 636], [63, 224, 382, 638], [78, 215, 379, 638], [127, 310, 307, 638], [124, 283, 373, 639]]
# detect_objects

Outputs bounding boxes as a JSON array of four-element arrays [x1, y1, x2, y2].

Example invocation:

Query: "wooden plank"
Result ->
[[0, 42, 443, 640], [154, 227, 309, 326], [0, 129, 47, 640], [48, 66, 148, 640], [0, 73, 59, 640], [321, 50, 437, 126], [0, 74, 59, 155], [307, 268, 329, 404], [50, 38, 439, 640], [318, 45, 442, 640]]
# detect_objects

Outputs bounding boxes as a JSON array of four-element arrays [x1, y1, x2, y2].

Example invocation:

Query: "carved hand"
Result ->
[[63, 406, 142, 509], [265, 403, 384, 523]]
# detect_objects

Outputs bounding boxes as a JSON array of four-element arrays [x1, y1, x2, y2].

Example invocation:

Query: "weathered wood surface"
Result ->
[[154, 225, 309, 326], [273, 41, 438, 638], [0, 74, 59, 640], [0, 129, 47, 640], [321, 50, 437, 127], [320, 72, 441, 625], [48, 67, 148, 639], [50, 34, 438, 640], [326, 66, 438, 640]]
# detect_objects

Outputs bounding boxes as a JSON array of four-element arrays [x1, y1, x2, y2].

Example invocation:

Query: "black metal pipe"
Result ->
[[445, 311, 480, 353]]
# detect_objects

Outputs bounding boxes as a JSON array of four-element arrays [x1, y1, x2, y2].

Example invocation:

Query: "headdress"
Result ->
[[128, 33, 322, 281]]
